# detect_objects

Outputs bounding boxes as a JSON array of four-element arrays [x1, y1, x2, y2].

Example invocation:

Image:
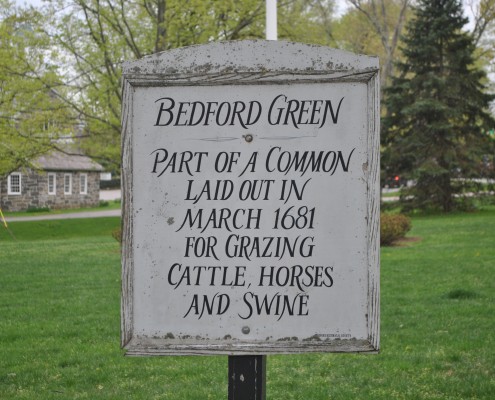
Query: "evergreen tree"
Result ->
[[382, 0, 495, 212]]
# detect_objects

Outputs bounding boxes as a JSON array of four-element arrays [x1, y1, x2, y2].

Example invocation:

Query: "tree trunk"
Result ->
[[441, 173, 453, 212], [155, 0, 167, 53]]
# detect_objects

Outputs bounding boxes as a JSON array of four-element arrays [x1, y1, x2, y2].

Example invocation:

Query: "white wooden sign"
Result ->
[[121, 41, 380, 355]]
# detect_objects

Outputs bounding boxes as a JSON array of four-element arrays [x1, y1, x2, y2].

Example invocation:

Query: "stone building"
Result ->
[[0, 150, 104, 212]]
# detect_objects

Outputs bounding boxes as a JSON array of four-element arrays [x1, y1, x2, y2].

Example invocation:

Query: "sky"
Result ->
[[15, 0, 43, 7], [14, 0, 350, 15], [12, 0, 478, 32]]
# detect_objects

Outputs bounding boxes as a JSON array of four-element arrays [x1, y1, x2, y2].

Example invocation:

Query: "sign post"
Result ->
[[121, 40, 380, 397], [266, 0, 277, 40], [228, 355, 266, 399]]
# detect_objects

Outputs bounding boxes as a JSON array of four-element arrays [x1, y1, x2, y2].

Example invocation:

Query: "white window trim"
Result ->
[[48, 173, 56, 195], [80, 173, 88, 195], [64, 173, 72, 195], [7, 172, 22, 195]]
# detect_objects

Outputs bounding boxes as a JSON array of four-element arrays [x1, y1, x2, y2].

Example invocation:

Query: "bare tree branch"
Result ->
[[347, 0, 410, 84]]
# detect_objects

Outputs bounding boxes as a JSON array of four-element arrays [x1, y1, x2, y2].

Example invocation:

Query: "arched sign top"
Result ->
[[123, 40, 379, 78]]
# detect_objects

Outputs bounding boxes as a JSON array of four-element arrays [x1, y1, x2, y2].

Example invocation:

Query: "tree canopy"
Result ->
[[0, 0, 72, 177], [382, 0, 495, 212], [37, 0, 337, 172], [341, 0, 410, 86]]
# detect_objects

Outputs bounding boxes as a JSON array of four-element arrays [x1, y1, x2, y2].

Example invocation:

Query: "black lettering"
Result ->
[[319, 97, 344, 127], [189, 102, 206, 126], [268, 94, 286, 125], [175, 102, 190, 126], [154, 97, 175, 126]]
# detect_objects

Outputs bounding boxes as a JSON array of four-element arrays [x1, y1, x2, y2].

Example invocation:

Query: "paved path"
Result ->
[[4, 209, 120, 223], [2, 190, 122, 222]]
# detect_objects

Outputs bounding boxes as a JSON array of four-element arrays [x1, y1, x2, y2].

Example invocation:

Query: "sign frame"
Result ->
[[121, 40, 380, 356]]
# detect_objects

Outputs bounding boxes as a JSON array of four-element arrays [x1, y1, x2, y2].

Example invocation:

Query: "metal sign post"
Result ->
[[228, 355, 266, 400]]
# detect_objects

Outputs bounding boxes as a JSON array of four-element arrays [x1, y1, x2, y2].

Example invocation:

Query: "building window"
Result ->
[[8, 173, 22, 195], [48, 173, 56, 195], [80, 174, 88, 195], [64, 173, 72, 195]]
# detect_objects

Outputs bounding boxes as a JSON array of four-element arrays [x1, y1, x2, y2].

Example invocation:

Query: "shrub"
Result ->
[[100, 178, 121, 190], [381, 213, 412, 246], [112, 228, 122, 243], [26, 207, 50, 213]]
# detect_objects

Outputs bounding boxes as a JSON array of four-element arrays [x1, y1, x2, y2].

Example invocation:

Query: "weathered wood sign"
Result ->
[[121, 40, 380, 355]]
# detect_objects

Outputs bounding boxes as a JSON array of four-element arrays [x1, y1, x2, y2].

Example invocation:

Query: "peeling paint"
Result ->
[[303, 335, 322, 342], [277, 337, 299, 342]]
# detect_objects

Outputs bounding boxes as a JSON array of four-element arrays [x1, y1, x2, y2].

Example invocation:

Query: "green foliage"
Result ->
[[39, 0, 337, 171], [0, 1, 71, 176], [380, 212, 412, 245], [278, 0, 336, 45], [333, 7, 383, 54], [26, 206, 51, 213], [333, 0, 411, 86], [100, 178, 121, 189], [111, 227, 121, 243], [472, 0, 495, 68], [382, 0, 495, 212]]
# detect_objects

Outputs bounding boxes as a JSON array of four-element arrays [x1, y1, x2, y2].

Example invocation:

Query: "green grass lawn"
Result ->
[[0, 210, 494, 399]]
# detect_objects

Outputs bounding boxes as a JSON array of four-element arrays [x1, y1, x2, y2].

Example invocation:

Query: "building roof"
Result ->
[[34, 150, 104, 172]]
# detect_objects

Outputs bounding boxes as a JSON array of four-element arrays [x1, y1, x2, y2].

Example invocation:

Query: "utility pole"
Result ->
[[266, 0, 277, 40]]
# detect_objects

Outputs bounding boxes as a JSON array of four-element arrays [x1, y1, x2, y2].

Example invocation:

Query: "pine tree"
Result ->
[[382, 0, 495, 212]]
